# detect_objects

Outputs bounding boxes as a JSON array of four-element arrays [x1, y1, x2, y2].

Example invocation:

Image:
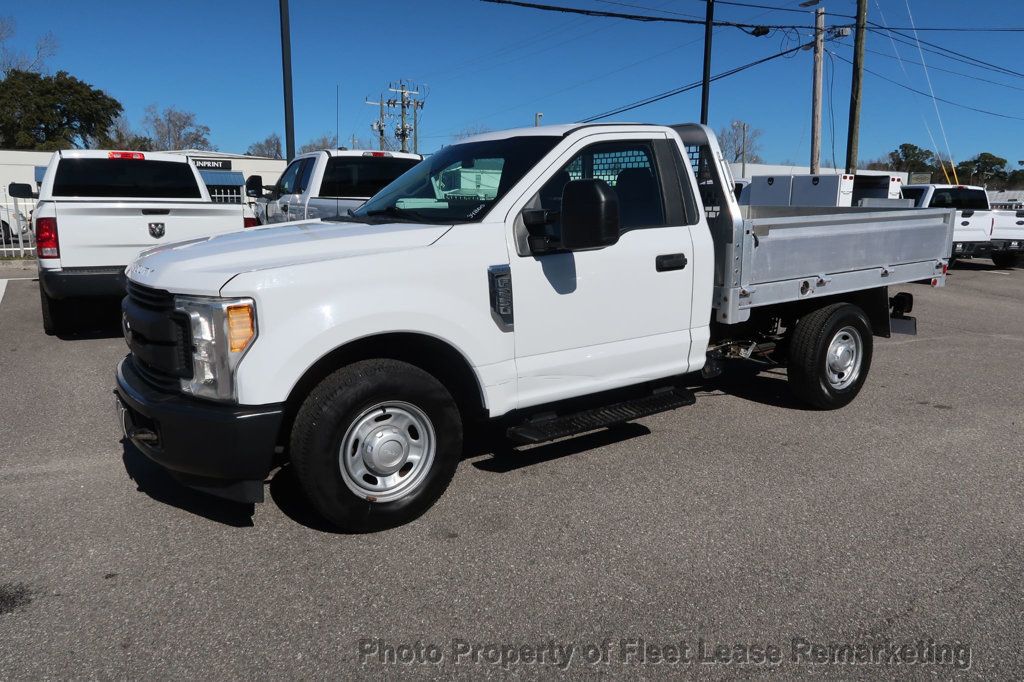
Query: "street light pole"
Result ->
[[279, 0, 296, 161], [700, 0, 714, 125]]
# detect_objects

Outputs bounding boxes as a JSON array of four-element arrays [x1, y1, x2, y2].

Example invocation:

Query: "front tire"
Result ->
[[290, 359, 462, 532], [992, 252, 1021, 268], [787, 303, 873, 410]]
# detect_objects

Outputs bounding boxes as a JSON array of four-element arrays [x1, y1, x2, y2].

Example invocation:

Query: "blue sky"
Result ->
[[6, 0, 1022, 165]]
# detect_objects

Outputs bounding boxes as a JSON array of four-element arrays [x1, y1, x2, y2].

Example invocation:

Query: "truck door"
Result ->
[[265, 158, 313, 223], [930, 187, 991, 245], [507, 134, 698, 409]]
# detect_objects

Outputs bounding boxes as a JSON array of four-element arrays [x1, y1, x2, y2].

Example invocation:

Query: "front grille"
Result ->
[[124, 282, 192, 391], [127, 280, 174, 309]]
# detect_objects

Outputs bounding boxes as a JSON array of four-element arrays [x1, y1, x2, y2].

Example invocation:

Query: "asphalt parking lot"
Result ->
[[1, 260, 1022, 678]]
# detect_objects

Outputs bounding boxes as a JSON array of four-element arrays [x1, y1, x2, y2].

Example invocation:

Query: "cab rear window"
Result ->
[[318, 157, 420, 198], [928, 188, 989, 211], [52, 159, 202, 198]]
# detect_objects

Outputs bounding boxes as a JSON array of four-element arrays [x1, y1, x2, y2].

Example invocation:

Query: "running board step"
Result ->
[[506, 387, 696, 445]]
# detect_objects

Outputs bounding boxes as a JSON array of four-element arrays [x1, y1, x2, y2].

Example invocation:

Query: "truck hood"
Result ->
[[126, 219, 451, 294]]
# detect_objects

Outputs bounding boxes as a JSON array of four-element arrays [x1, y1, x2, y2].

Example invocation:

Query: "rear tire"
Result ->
[[991, 252, 1021, 269], [290, 359, 462, 532], [787, 303, 873, 410], [39, 287, 71, 336]]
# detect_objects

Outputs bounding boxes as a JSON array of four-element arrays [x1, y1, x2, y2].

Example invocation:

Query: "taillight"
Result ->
[[108, 151, 144, 160], [36, 217, 59, 258], [243, 216, 259, 228]]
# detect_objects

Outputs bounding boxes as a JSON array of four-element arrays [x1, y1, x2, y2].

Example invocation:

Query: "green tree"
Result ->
[[0, 69, 122, 150], [886, 143, 936, 173], [956, 152, 1008, 188]]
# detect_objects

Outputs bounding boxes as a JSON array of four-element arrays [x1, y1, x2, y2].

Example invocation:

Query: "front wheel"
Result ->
[[290, 359, 462, 532], [787, 303, 873, 410], [991, 252, 1021, 269]]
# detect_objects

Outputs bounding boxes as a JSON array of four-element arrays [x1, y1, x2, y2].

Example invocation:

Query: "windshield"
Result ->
[[353, 136, 559, 223]]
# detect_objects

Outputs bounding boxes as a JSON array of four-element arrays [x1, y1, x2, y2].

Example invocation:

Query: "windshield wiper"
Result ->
[[362, 205, 437, 223]]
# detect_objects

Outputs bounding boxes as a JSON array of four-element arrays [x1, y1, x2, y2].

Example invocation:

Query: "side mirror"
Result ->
[[245, 175, 264, 198], [560, 179, 619, 251], [8, 182, 36, 199]]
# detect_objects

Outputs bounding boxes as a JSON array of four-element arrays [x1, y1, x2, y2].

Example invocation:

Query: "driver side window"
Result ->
[[276, 160, 303, 195], [529, 141, 667, 244]]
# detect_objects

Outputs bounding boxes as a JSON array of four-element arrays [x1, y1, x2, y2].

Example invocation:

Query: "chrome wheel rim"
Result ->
[[338, 401, 435, 502], [825, 325, 863, 390]]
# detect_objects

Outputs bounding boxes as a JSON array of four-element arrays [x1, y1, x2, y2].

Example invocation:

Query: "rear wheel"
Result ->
[[39, 287, 72, 336], [992, 252, 1021, 268], [787, 303, 873, 410], [290, 359, 462, 532], [1, 221, 10, 244]]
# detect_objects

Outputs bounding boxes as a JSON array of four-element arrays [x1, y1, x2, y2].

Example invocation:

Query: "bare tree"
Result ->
[[299, 133, 338, 154], [89, 115, 153, 151], [143, 105, 215, 150], [717, 120, 763, 165], [0, 16, 57, 77], [246, 133, 283, 159], [453, 124, 491, 141]]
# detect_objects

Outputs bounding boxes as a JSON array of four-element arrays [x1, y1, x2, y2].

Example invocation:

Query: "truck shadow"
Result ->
[[690, 367, 811, 411], [266, 423, 654, 534], [55, 296, 124, 341], [121, 441, 256, 527]]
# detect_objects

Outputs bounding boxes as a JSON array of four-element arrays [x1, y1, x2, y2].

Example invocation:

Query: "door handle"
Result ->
[[655, 253, 688, 272]]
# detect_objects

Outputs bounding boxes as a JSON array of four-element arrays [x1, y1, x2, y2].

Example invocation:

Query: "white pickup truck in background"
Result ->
[[901, 184, 994, 263], [116, 123, 952, 531], [249, 149, 421, 224], [9, 150, 258, 334], [989, 208, 1024, 268]]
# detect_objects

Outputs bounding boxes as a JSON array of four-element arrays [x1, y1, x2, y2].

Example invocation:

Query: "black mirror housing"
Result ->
[[245, 175, 264, 198], [8, 182, 36, 199], [560, 179, 619, 251]]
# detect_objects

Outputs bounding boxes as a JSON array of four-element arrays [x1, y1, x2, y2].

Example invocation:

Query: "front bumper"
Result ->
[[39, 266, 127, 299], [990, 239, 1024, 253], [951, 241, 992, 257], [115, 356, 284, 503]]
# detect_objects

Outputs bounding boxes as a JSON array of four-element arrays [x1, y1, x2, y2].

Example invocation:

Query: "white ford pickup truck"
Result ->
[[115, 123, 953, 531], [10, 150, 258, 334], [901, 184, 995, 263], [249, 149, 422, 224]]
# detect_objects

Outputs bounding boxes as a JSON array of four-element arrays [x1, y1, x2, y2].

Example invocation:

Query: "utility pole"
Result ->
[[534, 112, 544, 127], [387, 81, 425, 154], [365, 95, 389, 151], [740, 122, 747, 178], [810, 7, 824, 173], [413, 105, 420, 154], [700, 0, 715, 125], [278, 0, 296, 161], [845, 0, 867, 174]]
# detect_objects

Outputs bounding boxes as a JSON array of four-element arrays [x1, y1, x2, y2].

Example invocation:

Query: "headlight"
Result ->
[[174, 295, 257, 402]]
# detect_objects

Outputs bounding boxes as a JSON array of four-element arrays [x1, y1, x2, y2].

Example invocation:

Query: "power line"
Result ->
[[866, 26, 1024, 79], [583, 40, 812, 122], [828, 51, 1024, 122], [859, 44, 1024, 93], [480, 0, 827, 30]]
